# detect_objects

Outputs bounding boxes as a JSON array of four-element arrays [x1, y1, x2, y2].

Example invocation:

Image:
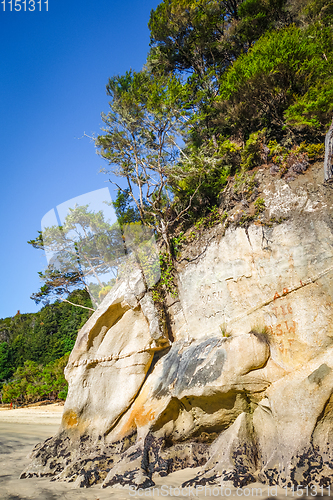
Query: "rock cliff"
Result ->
[[22, 162, 333, 489]]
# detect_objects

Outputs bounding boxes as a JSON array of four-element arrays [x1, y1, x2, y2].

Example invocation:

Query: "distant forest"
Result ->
[[0, 291, 92, 404]]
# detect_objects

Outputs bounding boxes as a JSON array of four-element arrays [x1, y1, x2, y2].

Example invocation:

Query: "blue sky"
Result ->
[[0, 0, 159, 318]]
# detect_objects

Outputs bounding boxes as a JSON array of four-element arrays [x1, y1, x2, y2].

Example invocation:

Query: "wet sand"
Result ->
[[0, 406, 315, 499]]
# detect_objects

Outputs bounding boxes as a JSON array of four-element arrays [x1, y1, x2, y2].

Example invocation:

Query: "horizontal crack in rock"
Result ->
[[69, 345, 166, 367], [231, 264, 333, 325]]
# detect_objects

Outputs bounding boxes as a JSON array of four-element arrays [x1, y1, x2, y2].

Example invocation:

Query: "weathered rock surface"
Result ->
[[22, 163, 333, 489]]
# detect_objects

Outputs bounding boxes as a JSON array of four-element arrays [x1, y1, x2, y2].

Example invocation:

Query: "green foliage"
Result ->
[[194, 205, 228, 229], [267, 139, 287, 157], [148, 0, 238, 76], [148, 0, 289, 141], [254, 197, 266, 215], [171, 232, 187, 257], [0, 290, 90, 399], [31, 269, 85, 306], [304, 0, 333, 25], [233, 171, 257, 198], [266, 139, 324, 174], [296, 142, 325, 160], [148, 0, 289, 78], [241, 130, 266, 170], [29, 204, 124, 308], [236, 211, 256, 227], [152, 252, 178, 302], [95, 0, 332, 239], [0, 342, 12, 383], [1, 354, 69, 404], [216, 23, 333, 140], [284, 77, 333, 130], [171, 138, 240, 220], [159, 252, 178, 297], [96, 69, 194, 254], [112, 189, 141, 227]]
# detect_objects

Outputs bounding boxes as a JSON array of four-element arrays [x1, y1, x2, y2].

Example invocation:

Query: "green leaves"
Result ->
[[215, 22, 333, 139], [1, 354, 69, 404], [147, 0, 291, 141], [112, 189, 141, 227], [170, 137, 240, 217], [0, 291, 91, 401], [148, 0, 233, 76], [97, 69, 196, 253], [0, 342, 12, 383], [284, 77, 333, 129]]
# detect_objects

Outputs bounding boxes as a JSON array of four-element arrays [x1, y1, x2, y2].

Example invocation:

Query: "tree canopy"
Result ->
[[30, 0, 333, 299], [96, 70, 199, 252], [96, 0, 333, 231]]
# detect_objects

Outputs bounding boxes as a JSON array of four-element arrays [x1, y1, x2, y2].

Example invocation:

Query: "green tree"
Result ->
[[96, 70, 199, 254], [170, 137, 241, 217], [0, 295, 91, 403], [112, 188, 141, 227], [148, 0, 288, 78], [147, 0, 289, 143], [1, 354, 69, 404], [0, 342, 12, 383], [28, 204, 125, 308]]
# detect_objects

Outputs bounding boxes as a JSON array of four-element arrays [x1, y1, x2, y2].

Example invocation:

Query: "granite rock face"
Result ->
[[22, 164, 333, 488]]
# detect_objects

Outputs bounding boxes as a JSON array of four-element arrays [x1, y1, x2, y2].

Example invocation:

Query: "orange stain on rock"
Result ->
[[62, 410, 78, 428], [132, 406, 156, 427], [119, 384, 165, 437]]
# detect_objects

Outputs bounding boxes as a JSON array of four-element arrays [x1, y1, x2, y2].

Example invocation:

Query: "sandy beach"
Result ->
[[0, 404, 315, 499], [0, 403, 64, 425], [0, 405, 131, 499]]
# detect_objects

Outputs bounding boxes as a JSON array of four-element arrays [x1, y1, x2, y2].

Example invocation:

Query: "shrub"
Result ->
[[254, 197, 266, 214], [295, 141, 325, 160], [216, 24, 333, 140], [171, 138, 241, 221], [241, 129, 267, 170]]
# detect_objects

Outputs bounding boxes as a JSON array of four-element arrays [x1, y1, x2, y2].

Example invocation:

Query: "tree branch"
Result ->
[[60, 298, 95, 312]]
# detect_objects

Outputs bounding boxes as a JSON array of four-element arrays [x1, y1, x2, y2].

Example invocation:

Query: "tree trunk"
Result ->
[[324, 118, 333, 181]]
